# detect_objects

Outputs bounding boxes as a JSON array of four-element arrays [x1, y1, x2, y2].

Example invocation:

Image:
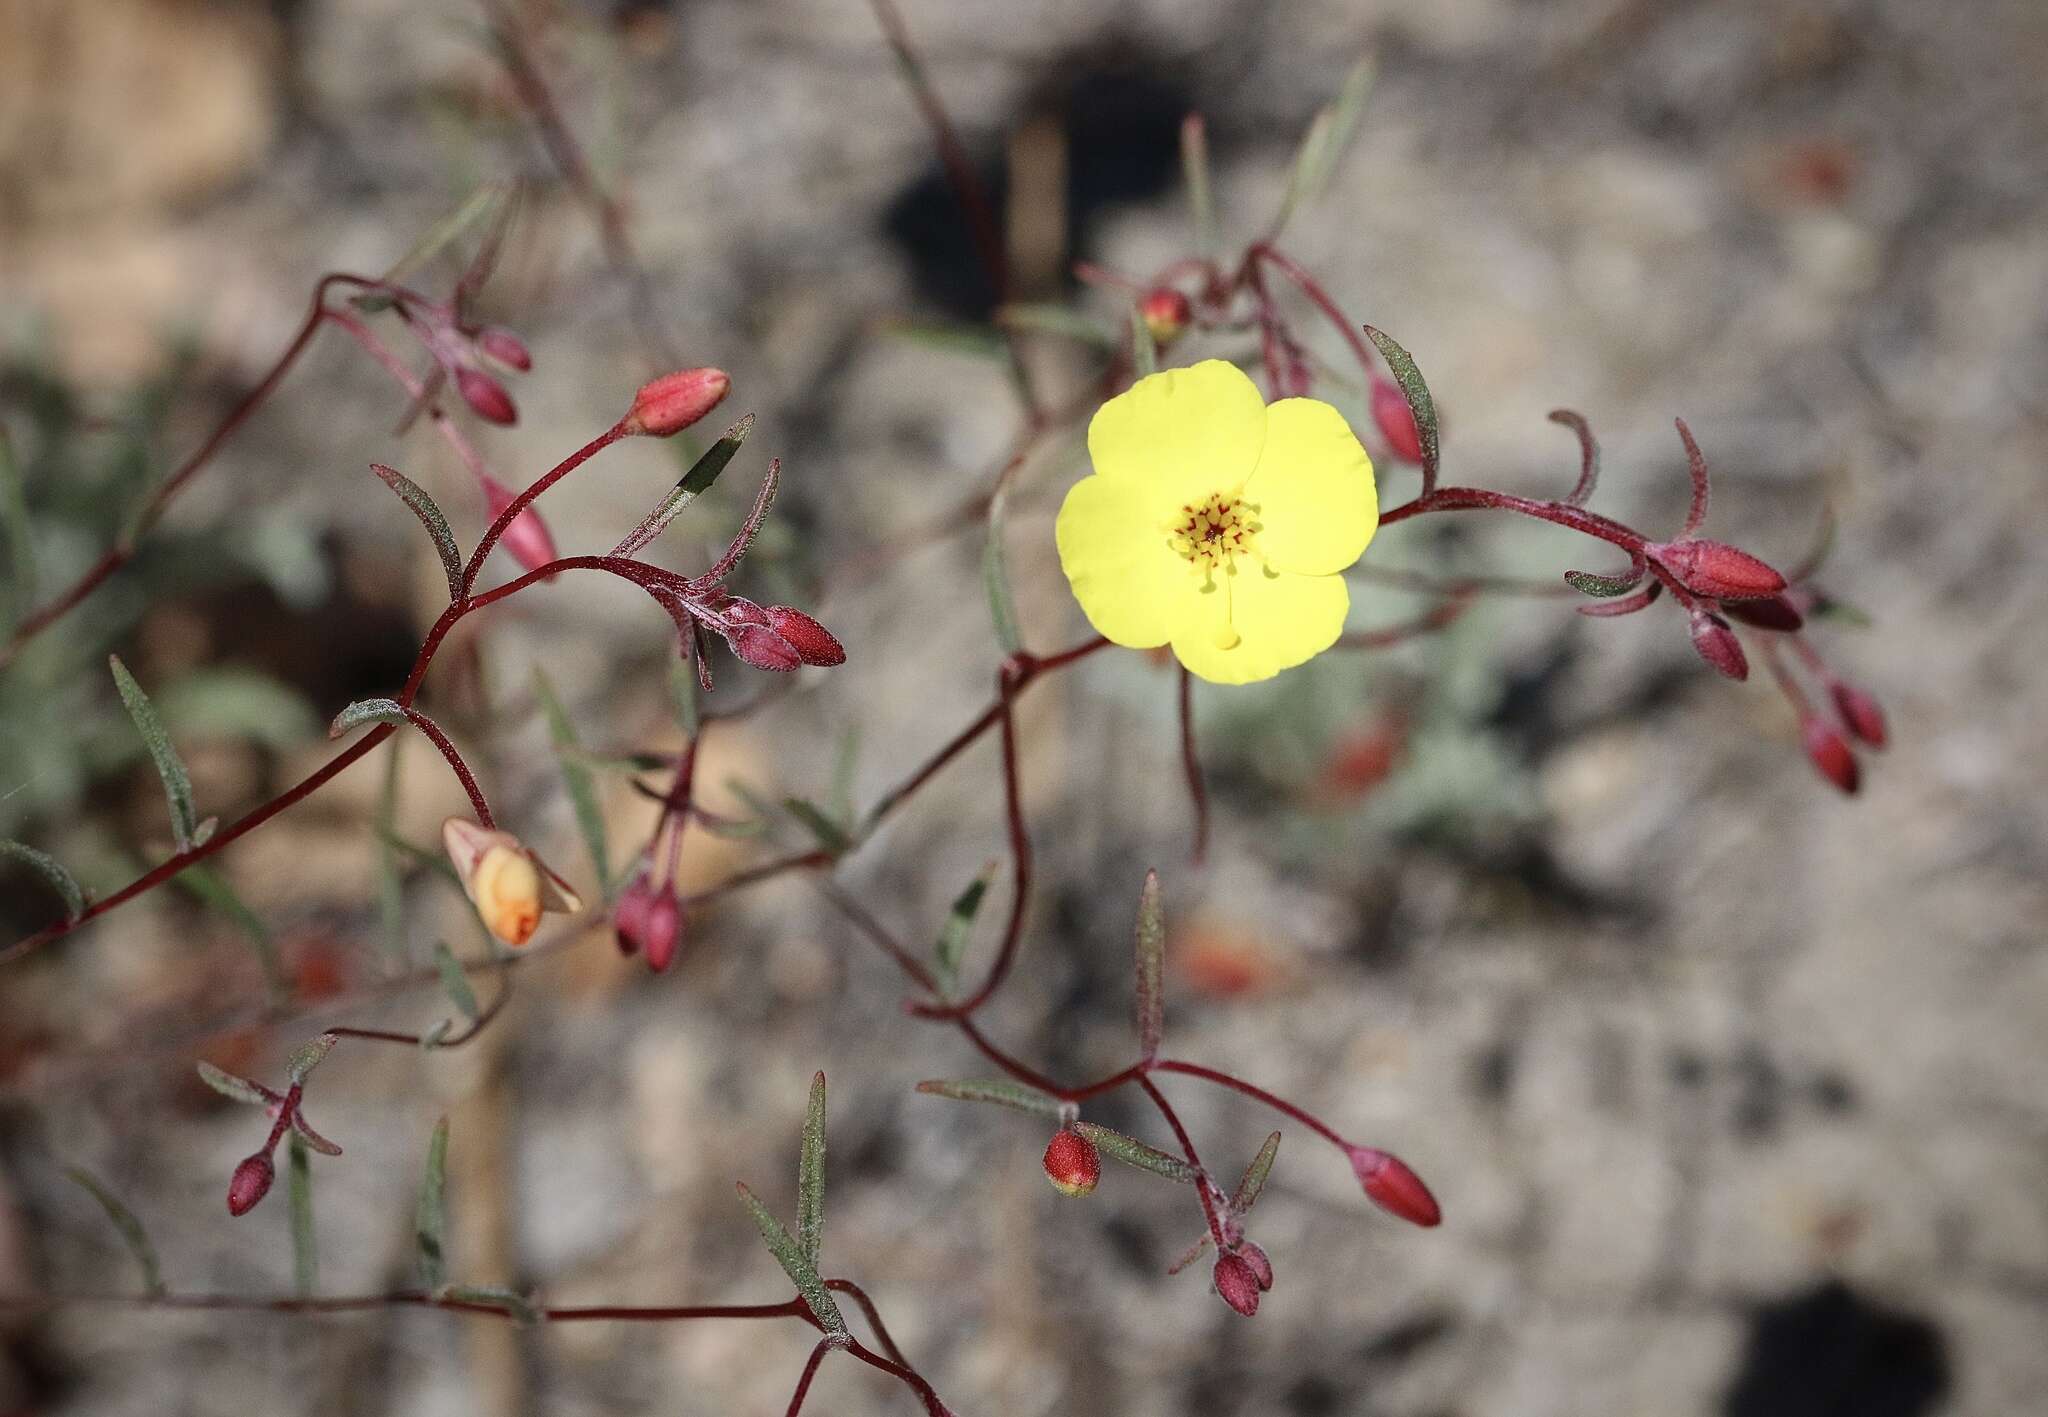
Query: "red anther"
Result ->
[[1688, 610, 1749, 681], [1721, 595, 1805, 633], [227, 1152, 275, 1216], [1235, 1240, 1274, 1293], [1348, 1146, 1442, 1227], [1139, 287, 1192, 345], [1371, 377, 1423, 464], [729, 624, 802, 673], [764, 607, 846, 667], [455, 366, 518, 426], [1831, 682, 1888, 749], [476, 327, 533, 372], [1042, 1128, 1100, 1198], [1801, 715, 1861, 794], [624, 367, 732, 437], [1652, 539, 1787, 601], [481, 476, 559, 574], [1211, 1252, 1262, 1316]]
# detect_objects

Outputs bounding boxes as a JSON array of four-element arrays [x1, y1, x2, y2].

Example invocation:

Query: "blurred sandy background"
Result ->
[[2, 1, 2046, 1414]]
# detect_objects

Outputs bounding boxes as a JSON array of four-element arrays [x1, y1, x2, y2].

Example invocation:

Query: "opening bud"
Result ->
[[227, 1152, 275, 1216], [1688, 610, 1749, 681], [1370, 377, 1424, 464], [1652, 539, 1787, 601], [624, 367, 731, 437], [1830, 681, 1887, 749], [1139, 287, 1192, 345], [455, 366, 518, 426], [1800, 716, 1860, 794], [476, 326, 533, 372], [442, 818, 583, 947], [764, 607, 846, 667], [1042, 1127, 1100, 1198], [1348, 1146, 1442, 1227], [481, 475, 559, 574], [1211, 1252, 1262, 1316]]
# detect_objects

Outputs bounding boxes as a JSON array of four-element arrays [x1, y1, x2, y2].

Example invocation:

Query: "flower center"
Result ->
[[1166, 490, 1263, 651]]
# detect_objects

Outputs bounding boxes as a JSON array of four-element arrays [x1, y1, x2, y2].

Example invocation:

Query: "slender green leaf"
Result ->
[[416, 1117, 450, 1292], [982, 476, 1023, 655], [418, 1018, 454, 1052], [1181, 113, 1218, 259], [0, 840, 84, 921], [329, 697, 410, 739], [434, 941, 480, 1021], [442, 1284, 540, 1323], [287, 1133, 317, 1296], [533, 667, 608, 897], [797, 1072, 827, 1267], [0, 425, 34, 629], [63, 1167, 165, 1296], [915, 1078, 1063, 1118], [1133, 869, 1165, 1058], [1232, 1131, 1282, 1214], [370, 464, 463, 600], [1074, 1122, 1198, 1184], [933, 861, 998, 997], [666, 657, 701, 738], [287, 1032, 340, 1085], [1129, 306, 1158, 379], [290, 1112, 343, 1157], [828, 728, 860, 832], [1563, 567, 1646, 598], [196, 1061, 272, 1106], [995, 303, 1116, 348], [176, 864, 284, 1000], [736, 1183, 846, 1335], [617, 415, 755, 556], [109, 654, 199, 851], [367, 183, 511, 305], [782, 797, 851, 855], [1361, 326, 1440, 485], [877, 319, 1010, 362], [1270, 56, 1377, 240]]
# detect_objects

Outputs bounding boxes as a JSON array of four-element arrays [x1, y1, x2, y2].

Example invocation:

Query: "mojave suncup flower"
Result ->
[[1055, 360, 1378, 684]]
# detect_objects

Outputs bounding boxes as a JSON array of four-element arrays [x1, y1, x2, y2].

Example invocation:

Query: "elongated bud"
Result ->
[[1688, 610, 1749, 681], [1801, 716, 1860, 794], [1139, 288, 1191, 345], [481, 475, 559, 574], [1212, 1252, 1262, 1316], [763, 607, 846, 667], [729, 623, 802, 673], [1371, 377, 1423, 464], [1721, 594, 1805, 633], [1235, 1239, 1274, 1293], [1652, 539, 1786, 601], [442, 818, 582, 948], [476, 327, 532, 371], [1348, 1146, 1441, 1227], [455, 366, 517, 426], [1830, 681, 1887, 749], [227, 1152, 275, 1216], [1042, 1128, 1100, 1198], [625, 367, 731, 437]]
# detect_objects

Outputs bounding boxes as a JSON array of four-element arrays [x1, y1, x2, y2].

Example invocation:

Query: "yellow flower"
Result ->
[[1055, 360, 1377, 684]]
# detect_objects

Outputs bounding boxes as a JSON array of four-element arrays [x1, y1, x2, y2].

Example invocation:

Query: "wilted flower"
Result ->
[[442, 818, 582, 947]]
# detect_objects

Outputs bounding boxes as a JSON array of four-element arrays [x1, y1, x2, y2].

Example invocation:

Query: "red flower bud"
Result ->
[[1688, 610, 1749, 681], [1830, 681, 1887, 749], [1139, 288, 1191, 345], [1652, 539, 1786, 601], [1212, 1252, 1262, 1316], [764, 607, 846, 667], [1042, 1128, 1100, 1198], [481, 476, 559, 574], [1801, 715, 1860, 794], [1371, 377, 1423, 465], [1235, 1239, 1274, 1293], [476, 327, 533, 372], [455, 366, 518, 426], [729, 624, 802, 673], [1720, 594, 1805, 633], [227, 1152, 275, 1216], [1348, 1146, 1441, 1227], [624, 367, 731, 437]]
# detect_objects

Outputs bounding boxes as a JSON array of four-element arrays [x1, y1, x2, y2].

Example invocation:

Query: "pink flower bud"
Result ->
[[455, 366, 518, 425], [1371, 377, 1423, 464], [227, 1152, 275, 1216], [615, 871, 687, 973], [1720, 594, 1805, 633], [1235, 1239, 1274, 1292], [1211, 1252, 1262, 1316], [1830, 681, 1887, 749], [1688, 610, 1749, 681], [764, 607, 846, 667], [624, 367, 731, 437], [476, 327, 532, 371], [1042, 1128, 1100, 1198], [1652, 539, 1786, 601], [729, 623, 802, 673], [481, 476, 559, 574], [1348, 1146, 1441, 1227], [1139, 288, 1192, 345], [1801, 716, 1860, 794]]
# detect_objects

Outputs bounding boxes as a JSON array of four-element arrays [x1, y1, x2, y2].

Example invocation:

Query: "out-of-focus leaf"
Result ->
[[877, 319, 1009, 362], [418, 1018, 454, 1052], [1074, 1122, 1197, 1184], [797, 1072, 827, 1267], [828, 727, 859, 832], [329, 697, 410, 739], [1132, 869, 1165, 1059], [370, 463, 463, 599], [736, 1183, 846, 1335], [109, 654, 199, 851], [1129, 306, 1158, 379], [63, 1167, 165, 1296], [433, 942, 480, 1022], [984, 482, 1022, 655], [533, 667, 608, 897], [914, 1078, 1063, 1118], [933, 861, 998, 997], [0, 840, 84, 921], [1269, 56, 1376, 240], [995, 303, 1117, 348], [0, 426, 33, 628], [176, 863, 284, 1000], [361, 182, 511, 310], [196, 1061, 272, 1106], [1182, 113, 1218, 258], [442, 1284, 540, 1323], [416, 1117, 450, 1292], [1232, 1131, 1282, 1214], [667, 657, 701, 738], [158, 669, 319, 751], [287, 1133, 317, 1296], [782, 797, 851, 855]]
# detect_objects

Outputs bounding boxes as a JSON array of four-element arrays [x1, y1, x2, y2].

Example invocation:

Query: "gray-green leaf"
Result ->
[[64, 1166, 166, 1297], [533, 668, 607, 897], [288, 1133, 317, 1296], [433, 941, 480, 1021], [797, 1072, 827, 1267], [196, 1060, 272, 1106], [914, 1077, 1063, 1119], [1074, 1122, 1198, 1184], [109, 654, 199, 851], [416, 1117, 450, 1292], [287, 1032, 340, 1085], [370, 464, 463, 600], [1362, 325, 1440, 485], [736, 1183, 846, 1335], [933, 861, 999, 997], [329, 697, 410, 739], [1132, 869, 1165, 1059], [0, 840, 84, 921], [1232, 1131, 1282, 1214]]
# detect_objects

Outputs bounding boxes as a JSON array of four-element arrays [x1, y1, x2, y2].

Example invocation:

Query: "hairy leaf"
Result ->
[[736, 1183, 846, 1335], [915, 1077, 1063, 1118], [0, 840, 84, 921], [1133, 869, 1165, 1059], [109, 654, 199, 851], [370, 464, 463, 599], [797, 1072, 827, 1267], [1232, 1131, 1282, 1214], [329, 697, 410, 739], [1074, 1122, 1198, 1184]]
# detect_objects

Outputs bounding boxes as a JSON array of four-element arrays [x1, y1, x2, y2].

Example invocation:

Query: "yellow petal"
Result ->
[[1087, 360, 1267, 507], [1056, 473, 1192, 648], [1244, 398, 1378, 576], [1169, 565, 1349, 685]]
